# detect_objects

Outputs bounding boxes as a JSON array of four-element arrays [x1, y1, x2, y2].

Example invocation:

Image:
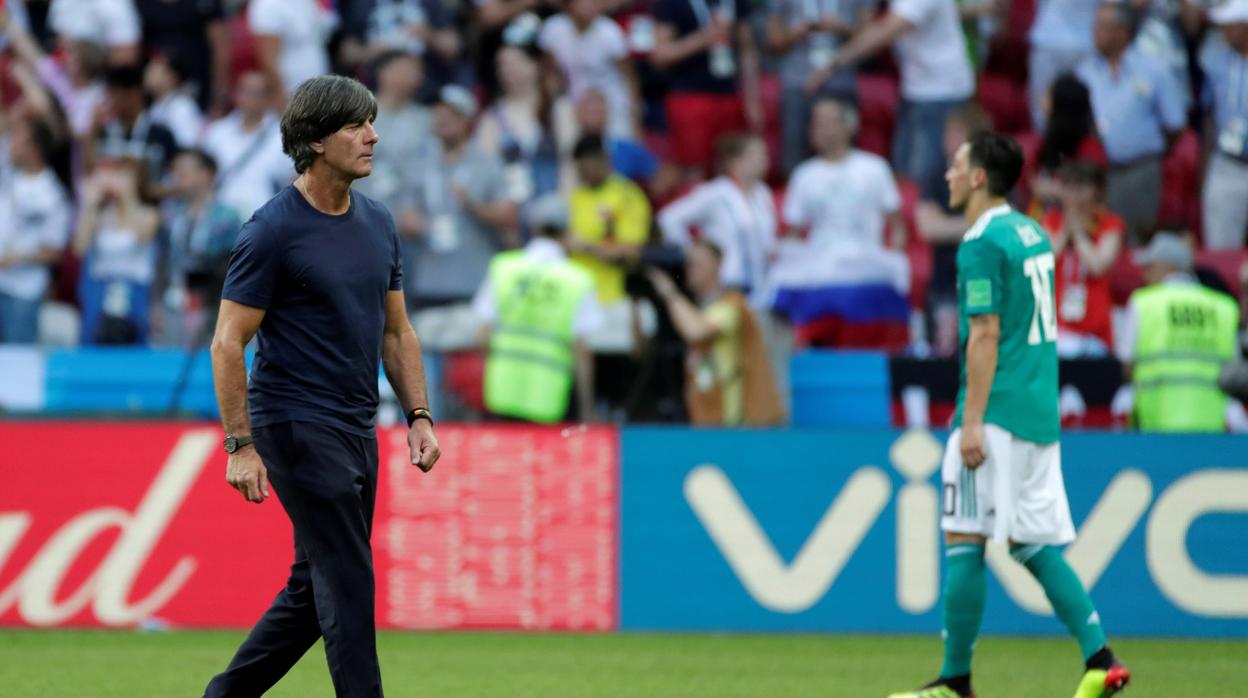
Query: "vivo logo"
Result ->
[[684, 430, 1248, 618], [0, 431, 215, 626]]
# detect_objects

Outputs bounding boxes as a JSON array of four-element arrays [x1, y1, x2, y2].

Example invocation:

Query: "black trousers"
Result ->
[[204, 421, 382, 698]]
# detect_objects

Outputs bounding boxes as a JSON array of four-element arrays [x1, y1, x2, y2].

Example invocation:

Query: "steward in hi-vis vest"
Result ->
[[473, 195, 603, 423], [1121, 233, 1241, 432]]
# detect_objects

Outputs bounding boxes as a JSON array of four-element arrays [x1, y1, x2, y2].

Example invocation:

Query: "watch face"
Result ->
[[224, 436, 237, 453]]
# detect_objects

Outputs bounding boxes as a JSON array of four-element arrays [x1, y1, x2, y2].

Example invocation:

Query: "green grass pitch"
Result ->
[[1, 630, 1244, 697]]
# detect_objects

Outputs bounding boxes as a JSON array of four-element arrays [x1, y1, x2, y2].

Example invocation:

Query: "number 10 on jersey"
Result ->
[[1023, 252, 1058, 345]]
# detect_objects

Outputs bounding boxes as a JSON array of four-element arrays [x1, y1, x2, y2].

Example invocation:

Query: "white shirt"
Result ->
[[248, 0, 336, 95], [539, 14, 634, 137], [776, 151, 908, 291], [48, 0, 140, 47], [200, 112, 294, 220], [472, 237, 606, 337], [87, 209, 155, 285], [889, 0, 975, 101], [659, 176, 777, 308], [149, 92, 205, 149], [0, 169, 71, 300]]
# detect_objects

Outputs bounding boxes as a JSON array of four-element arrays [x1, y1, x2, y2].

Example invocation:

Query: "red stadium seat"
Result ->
[[856, 74, 899, 159], [1195, 248, 1247, 299], [978, 74, 1031, 134], [1159, 129, 1201, 234], [896, 178, 932, 310]]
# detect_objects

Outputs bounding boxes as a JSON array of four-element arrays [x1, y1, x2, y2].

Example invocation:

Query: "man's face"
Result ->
[[433, 104, 468, 143], [809, 102, 851, 154], [1094, 6, 1128, 57], [575, 92, 609, 134], [377, 56, 423, 102], [316, 119, 380, 179], [105, 86, 143, 122], [575, 154, 611, 187], [946, 143, 975, 210], [171, 154, 212, 198], [235, 73, 270, 117]]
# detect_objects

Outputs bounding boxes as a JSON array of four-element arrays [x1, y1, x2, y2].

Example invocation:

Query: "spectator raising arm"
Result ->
[[812, 12, 915, 91]]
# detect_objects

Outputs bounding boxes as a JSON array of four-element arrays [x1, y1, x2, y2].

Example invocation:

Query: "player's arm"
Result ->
[[961, 313, 1000, 468], [211, 299, 270, 503], [381, 289, 441, 472]]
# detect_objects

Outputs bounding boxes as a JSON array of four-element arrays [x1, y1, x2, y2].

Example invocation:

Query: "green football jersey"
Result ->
[[952, 204, 1060, 444]]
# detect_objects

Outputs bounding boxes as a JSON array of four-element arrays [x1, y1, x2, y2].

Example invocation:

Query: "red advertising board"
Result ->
[[0, 422, 617, 631]]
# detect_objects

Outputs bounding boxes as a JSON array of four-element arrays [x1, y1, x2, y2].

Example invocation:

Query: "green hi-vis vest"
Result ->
[[1132, 282, 1240, 432], [484, 250, 592, 423]]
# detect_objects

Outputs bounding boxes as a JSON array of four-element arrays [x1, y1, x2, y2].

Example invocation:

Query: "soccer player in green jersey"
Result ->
[[888, 133, 1130, 698]]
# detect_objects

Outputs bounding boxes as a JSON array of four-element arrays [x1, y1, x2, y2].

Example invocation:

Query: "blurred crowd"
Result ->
[[1, 0, 1247, 424]]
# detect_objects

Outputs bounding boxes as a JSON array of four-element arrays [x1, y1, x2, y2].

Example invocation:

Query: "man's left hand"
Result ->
[[408, 420, 441, 473]]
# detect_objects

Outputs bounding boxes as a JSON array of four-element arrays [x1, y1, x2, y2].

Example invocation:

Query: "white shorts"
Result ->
[[941, 424, 1076, 545]]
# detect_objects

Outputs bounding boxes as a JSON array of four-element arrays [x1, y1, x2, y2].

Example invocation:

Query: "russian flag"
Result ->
[[768, 243, 911, 352]]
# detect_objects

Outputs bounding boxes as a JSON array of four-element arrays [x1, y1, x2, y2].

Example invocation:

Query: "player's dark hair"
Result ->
[[178, 147, 219, 176], [281, 75, 378, 174], [967, 131, 1024, 198], [572, 134, 607, 160]]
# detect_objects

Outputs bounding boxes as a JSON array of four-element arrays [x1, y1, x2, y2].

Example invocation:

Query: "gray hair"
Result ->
[[281, 75, 378, 174]]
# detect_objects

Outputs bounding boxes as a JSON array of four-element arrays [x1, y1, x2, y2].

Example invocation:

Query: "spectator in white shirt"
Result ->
[[47, 0, 141, 66], [248, 0, 337, 99], [539, 1, 640, 137], [779, 98, 906, 291], [659, 133, 776, 308], [144, 50, 206, 148], [200, 71, 294, 220], [0, 116, 72, 343], [823, 0, 975, 200]]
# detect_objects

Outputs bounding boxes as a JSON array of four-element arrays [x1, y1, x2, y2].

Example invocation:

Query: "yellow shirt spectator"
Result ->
[[568, 173, 651, 303]]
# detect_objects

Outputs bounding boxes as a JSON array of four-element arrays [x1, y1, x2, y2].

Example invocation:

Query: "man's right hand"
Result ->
[[226, 447, 270, 504]]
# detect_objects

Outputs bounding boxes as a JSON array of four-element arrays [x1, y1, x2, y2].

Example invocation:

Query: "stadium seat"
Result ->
[[897, 178, 931, 310], [856, 74, 899, 159], [790, 350, 892, 427], [978, 74, 1031, 134], [1195, 248, 1247, 299], [43, 348, 223, 416], [1159, 129, 1201, 234]]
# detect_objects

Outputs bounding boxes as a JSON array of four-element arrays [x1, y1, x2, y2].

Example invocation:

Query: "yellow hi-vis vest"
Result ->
[[483, 250, 592, 423], [1131, 282, 1240, 432]]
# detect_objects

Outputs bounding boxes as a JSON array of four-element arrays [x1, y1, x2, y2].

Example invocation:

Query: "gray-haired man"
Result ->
[[204, 75, 440, 698]]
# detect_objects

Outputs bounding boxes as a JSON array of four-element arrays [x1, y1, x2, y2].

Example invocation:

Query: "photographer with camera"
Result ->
[[647, 239, 782, 426]]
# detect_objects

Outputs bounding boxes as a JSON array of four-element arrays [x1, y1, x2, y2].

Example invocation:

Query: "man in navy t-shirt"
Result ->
[[204, 75, 441, 698]]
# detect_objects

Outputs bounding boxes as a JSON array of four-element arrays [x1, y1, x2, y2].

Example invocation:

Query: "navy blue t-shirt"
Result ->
[[221, 185, 402, 436]]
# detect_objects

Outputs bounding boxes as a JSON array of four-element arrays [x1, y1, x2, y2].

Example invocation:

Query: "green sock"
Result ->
[[940, 543, 986, 679], [1011, 544, 1107, 660]]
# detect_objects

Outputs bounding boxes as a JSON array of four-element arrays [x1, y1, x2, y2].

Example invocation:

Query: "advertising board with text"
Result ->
[[0, 423, 617, 631], [620, 428, 1247, 637]]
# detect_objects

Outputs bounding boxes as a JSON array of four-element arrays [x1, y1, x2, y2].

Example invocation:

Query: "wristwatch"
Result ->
[[223, 434, 254, 454]]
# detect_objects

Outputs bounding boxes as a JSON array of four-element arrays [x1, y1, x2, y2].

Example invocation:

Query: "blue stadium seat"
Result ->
[[44, 348, 240, 417], [789, 351, 892, 428]]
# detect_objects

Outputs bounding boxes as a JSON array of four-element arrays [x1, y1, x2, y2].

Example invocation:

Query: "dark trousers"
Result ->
[[204, 421, 382, 698]]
